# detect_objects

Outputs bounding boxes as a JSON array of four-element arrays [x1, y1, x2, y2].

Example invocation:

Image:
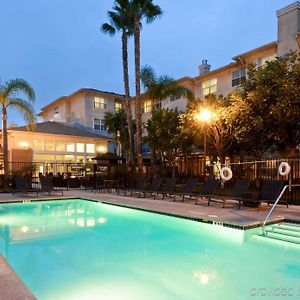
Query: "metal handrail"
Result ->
[[262, 184, 300, 235]]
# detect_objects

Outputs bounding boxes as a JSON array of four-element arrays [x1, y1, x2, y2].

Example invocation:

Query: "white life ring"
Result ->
[[220, 167, 233, 181], [278, 162, 291, 176]]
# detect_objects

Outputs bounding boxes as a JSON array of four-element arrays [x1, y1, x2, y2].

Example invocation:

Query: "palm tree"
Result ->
[[101, 0, 135, 164], [130, 0, 163, 170], [0, 79, 36, 181], [141, 65, 194, 165], [141, 65, 194, 112]]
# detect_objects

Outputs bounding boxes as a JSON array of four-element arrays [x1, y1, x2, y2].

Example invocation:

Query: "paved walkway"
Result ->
[[0, 190, 299, 228]]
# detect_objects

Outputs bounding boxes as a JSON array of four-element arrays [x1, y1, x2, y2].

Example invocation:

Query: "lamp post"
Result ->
[[195, 108, 212, 178]]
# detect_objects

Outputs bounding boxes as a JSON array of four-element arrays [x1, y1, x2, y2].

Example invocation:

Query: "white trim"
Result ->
[[276, 1, 300, 17]]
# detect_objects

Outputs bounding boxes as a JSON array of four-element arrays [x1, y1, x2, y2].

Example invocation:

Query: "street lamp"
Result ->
[[195, 108, 212, 177]]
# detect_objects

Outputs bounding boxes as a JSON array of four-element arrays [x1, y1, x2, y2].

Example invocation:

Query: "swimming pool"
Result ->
[[0, 199, 299, 300]]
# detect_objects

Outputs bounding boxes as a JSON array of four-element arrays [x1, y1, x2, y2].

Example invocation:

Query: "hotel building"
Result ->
[[2, 1, 300, 165]]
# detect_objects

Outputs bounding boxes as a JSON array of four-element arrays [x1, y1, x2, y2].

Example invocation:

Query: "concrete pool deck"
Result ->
[[0, 255, 36, 300], [0, 190, 299, 229]]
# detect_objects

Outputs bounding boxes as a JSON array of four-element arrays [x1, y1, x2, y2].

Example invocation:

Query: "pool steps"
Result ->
[[256, 222, 300, 246]]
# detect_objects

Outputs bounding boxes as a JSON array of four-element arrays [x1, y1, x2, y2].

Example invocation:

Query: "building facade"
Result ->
[[39, 88, 125, 137], [37, 2, 300, 159], [6, 122, 110, 167], [140, 1, 300, 117]]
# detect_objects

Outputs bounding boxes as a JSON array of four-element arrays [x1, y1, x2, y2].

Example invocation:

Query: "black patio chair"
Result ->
[[195, 178, 220, 205], [134, 177, 162, 198], [242, 180, 286, 209], [154, 177, 177, 200], [172, 178, 199, 202], [208, 179, 251, 208], [12, 176, 39, 197], [125, 176, 148, 196], [67, 177, 81, 189], [40, 176, 64, 196]]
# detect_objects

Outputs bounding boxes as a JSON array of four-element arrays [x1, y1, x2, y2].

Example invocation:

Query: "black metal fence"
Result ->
[[1, 158, 300, 204], [177, 156, 300, 205]]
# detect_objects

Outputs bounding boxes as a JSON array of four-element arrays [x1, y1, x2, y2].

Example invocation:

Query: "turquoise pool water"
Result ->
[[0, 199, 299, 300]]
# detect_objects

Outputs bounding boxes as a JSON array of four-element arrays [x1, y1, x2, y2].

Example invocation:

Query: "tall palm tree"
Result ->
[[141, 65, 194, 112], [130, 0, 162, 170], [0, 79, 36, 181], [101, 0, 135, 164]]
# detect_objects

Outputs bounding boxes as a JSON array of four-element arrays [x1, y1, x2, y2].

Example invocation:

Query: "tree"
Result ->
[[104, 109, 135, 160], [268, 52, 300, 154], [141, 65, 194, 165], [182, 96, 235, 164], [141, 65, 194, 112], [101, 0, 135, 164], [227, 52, 300, 158], [144, 108, 193, 175], [130, 0, 162, 170], [0, 79, 36, 181]]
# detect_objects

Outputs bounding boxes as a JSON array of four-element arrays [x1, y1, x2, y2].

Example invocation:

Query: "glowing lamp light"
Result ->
[[196, 109, 212, 123], [97, 146, 106, 153], [19, 141, 29, 149]]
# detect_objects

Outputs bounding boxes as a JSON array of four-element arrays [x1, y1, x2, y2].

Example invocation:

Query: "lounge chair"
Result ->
[[40, 176, 64, 196], [154, 177, 177, 200], [124, 177, 147, 196], [208, 179, 250, 208], [68, 177, 81, 189], [242, 180, 286, 209], [172, 178, 199, 202], [12, 176, 39, 197], [134, 177, 162, 198], [195, 178, 220, 205]]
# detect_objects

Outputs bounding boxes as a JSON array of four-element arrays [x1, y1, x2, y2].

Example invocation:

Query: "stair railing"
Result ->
[[262, 184, 300, 235]]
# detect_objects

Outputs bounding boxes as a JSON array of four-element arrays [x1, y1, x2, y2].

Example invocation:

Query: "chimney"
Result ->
[[277, 1, 300, 56], [8, 122, 18, 129], [199, 59, 211, 75]]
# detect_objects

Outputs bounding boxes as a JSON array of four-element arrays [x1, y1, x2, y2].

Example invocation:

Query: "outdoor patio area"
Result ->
[[1, 190, 299, 229]]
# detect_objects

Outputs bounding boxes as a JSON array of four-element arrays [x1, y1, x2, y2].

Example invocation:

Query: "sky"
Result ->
[[0, 0, 294, 125]]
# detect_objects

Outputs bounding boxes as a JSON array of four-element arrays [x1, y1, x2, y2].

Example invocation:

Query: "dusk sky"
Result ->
[[0, 0, 293, 125]]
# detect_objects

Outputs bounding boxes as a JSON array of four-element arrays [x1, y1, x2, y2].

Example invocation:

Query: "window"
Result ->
[[56, 142, 65, 152], [76, 143, 85, 153], [115, 102, 123, 112], [142, 144, 150, 154], [55, 154, 75, 162], [232, 68, 246, 87], [143, 100, 152, 113], [33, 154, 55, 161], [257, 54, 276, 68], [45, 141, 55, 151], [33, 140, 44, 151], [170, 94, 181, 101], [86, 144, 95, 153], [154, 100, 162, 110], [66, 143, 75, 152], [94, 118, 106, 130], [202, 78, 217, 96], [94, 97, 107, 109]]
